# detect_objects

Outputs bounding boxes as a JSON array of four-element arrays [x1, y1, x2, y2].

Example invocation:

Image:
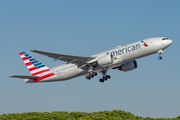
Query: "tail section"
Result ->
[[19, 51, 50, 76], [19, 51, 55, 82]]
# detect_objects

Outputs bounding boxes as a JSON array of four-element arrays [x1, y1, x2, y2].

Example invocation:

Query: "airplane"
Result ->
[[9, 37, 172, 83]]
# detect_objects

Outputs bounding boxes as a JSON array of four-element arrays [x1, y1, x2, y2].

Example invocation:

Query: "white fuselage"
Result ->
[[37, 37, 172, 82]]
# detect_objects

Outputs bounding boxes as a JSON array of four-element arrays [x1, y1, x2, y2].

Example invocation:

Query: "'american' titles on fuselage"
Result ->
[[107, 44, 141, 56]]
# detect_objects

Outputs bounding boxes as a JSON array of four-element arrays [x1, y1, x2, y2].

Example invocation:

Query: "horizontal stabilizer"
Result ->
[[9, 75, 40, 79]]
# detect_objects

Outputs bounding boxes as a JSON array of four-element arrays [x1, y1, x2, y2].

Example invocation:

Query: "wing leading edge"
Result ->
[[31, 50, 96, 66]]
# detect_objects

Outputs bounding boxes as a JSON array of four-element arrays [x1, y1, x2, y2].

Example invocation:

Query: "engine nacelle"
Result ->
[[97, 54, 114, 66], [119, 60, 137, 72]]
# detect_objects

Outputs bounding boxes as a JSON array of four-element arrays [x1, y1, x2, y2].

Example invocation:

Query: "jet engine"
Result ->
[[119, 60, 137, 72], [97, 54, 114, 66]]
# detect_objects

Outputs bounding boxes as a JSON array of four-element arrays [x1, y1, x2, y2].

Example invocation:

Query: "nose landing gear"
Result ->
[[158, 56, 162, 60], [158, 50, 164, 60]]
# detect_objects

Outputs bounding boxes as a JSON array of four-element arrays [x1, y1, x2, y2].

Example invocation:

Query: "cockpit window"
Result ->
[[162, 38, 169, 40]]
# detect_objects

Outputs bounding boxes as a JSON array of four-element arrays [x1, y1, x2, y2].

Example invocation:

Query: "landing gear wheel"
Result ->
[[86, 76, 91, 80], [89, 74, 94, 78], [158, 56, 162, 60], [106, 75, 111, 79], [93, 72, 97, 76], [99, 79, 104, 83], [103, 77, 107, 81]]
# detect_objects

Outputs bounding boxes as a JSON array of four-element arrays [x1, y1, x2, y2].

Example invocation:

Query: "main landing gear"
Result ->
[[85, 65, 111, 83], [86, 72, 97, 80], [99, 70, 111, 83], [99, 75, 111, 83], [158, 50, 164, 60], [85, 71, 111, 83]]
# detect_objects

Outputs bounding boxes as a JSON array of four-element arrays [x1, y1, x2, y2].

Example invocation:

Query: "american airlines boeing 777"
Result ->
[[10, 37, 172, 83]]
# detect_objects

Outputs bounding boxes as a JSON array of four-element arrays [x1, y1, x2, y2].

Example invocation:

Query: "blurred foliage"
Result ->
[[0, 110, 179, 120]]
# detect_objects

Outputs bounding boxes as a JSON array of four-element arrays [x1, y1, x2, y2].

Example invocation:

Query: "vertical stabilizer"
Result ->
[[19, 51, 55, 82]]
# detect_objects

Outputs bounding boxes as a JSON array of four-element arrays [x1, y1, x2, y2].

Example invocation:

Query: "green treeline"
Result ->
[[0, 110, 179, 120]]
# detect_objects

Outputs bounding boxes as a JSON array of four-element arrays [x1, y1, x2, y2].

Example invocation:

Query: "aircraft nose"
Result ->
[[163, 39, 173, 48]]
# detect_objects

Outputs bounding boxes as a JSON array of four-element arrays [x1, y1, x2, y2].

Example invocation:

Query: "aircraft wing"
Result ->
[[31, 50, 96, 66], [9, 75, 40, 79]]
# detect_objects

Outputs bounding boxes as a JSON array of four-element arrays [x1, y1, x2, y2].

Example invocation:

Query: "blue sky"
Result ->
[[0, 0, 179, 118]]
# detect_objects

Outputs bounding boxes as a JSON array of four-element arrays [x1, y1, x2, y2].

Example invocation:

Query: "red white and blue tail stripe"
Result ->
[[19, 51, 55, 82]]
